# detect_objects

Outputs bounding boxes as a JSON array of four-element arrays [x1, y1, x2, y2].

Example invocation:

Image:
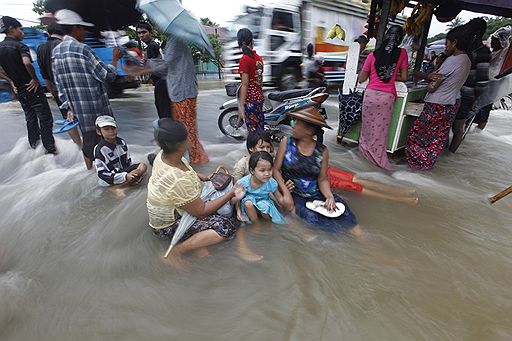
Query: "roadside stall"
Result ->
[[338, 0, 512, 152]]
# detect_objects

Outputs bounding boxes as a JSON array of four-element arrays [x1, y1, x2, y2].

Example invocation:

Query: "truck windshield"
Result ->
[[227, 12, 262, 40]]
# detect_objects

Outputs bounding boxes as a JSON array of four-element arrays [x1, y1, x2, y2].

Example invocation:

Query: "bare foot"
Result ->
[[238, 248, 264, 262], [301, 232, 318, 243], [108, 187, 128, 198], [194, 247, 210, 258], [160, 253, 190, 270], [397, 195, 419, 206]]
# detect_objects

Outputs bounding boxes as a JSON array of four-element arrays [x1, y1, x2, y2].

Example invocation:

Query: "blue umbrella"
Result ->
[[137, 0, 214, 58]]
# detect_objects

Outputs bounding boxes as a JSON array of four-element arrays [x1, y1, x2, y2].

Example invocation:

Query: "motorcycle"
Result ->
[[218, 87, 329, 141]]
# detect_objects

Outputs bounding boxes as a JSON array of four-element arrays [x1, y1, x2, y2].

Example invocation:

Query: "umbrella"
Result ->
[[45, 0, 142, 31], [163, 181, 217, 258], [137, 0, 214, 58]]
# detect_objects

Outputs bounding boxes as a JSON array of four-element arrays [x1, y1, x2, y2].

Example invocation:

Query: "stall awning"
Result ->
[[455, 0, 512, 17]]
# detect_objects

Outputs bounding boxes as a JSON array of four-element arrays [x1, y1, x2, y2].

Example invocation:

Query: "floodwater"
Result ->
[[0, 89, 511, 340]]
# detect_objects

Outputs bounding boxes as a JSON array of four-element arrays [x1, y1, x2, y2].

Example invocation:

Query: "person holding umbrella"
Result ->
[[0, 16, 57, 154], [51, 9, 123, 169], [147, 118, 245, 268]]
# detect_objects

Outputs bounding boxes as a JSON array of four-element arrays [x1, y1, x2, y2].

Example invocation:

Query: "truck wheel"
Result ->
[[278, 67, 299, 90]]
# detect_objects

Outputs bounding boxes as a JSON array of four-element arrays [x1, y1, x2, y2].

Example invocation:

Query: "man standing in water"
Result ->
[[37, 22, 81, 147], [0, 16, 57, 154], [136, 22, 171, 119], [52, 9, 122, 169]]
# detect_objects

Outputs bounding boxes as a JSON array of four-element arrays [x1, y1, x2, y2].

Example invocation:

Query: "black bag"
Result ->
[[338, 88, 363, 137], [210, 166, 233, 191]]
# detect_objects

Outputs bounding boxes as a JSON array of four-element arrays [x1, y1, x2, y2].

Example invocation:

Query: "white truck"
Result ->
[[222, 0, 370, 90]]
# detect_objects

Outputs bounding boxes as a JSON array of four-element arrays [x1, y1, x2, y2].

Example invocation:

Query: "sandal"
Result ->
[[53, 119, 79, 134], [305, 200, 345, 218]]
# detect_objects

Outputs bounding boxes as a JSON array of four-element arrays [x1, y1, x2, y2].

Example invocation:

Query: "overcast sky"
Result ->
[[0, 0, 491, 38]]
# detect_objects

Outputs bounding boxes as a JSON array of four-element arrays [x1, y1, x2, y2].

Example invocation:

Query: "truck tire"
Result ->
[[278, 66, 300, 91]]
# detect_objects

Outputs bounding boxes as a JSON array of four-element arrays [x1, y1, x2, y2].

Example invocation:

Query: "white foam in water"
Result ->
[[0, 271, 32, 330]]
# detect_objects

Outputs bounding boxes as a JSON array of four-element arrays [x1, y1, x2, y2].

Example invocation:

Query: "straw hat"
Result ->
[[289, 107, 331, 129]]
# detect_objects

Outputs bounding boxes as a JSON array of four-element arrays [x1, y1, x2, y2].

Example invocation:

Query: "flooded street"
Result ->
[[0, 88, 511, 340]]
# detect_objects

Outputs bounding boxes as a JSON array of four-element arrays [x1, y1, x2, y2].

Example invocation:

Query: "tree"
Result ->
[[483, 16, 512, 40], [200, 18, 218, 26], [32, 0, 47, 16], [428, 32, 446, 44], [447, 16, 465, 31]]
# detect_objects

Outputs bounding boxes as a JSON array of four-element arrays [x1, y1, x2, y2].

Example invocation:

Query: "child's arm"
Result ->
[[95, 160, 130, 185], [271, 190, 285, 208]]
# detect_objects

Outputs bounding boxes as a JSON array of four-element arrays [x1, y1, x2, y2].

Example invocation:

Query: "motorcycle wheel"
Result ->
[[218, 108, 247, 140]]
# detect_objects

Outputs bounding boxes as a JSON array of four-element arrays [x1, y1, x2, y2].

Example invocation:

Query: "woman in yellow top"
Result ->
[[147, 119, 245, 267]]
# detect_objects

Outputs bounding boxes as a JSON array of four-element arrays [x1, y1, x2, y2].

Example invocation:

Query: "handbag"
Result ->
[[209, 165, 233, 191], [338, 88, 363, 137]]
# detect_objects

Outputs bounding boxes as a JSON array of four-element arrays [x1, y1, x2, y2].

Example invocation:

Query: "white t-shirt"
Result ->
[[424, 53, 471, 105]]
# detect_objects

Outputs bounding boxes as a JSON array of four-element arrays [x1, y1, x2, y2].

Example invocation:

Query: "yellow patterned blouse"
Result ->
[[147, 151, 201, 229]]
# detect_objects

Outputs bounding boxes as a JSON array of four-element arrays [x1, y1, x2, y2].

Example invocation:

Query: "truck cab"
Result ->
[[223, 4, 302, 90]]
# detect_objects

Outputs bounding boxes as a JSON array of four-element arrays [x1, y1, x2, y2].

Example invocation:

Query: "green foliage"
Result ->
[[428, 32, 446, 44], [32, 0, 47, 16], [200, 18, 218, 26], [447, 16, 465, 31]]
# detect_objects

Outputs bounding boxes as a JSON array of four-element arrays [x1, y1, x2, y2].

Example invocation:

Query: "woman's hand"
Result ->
[[285, 180, 295, 191], [428, 71, 441, 82], [238, 104, 246, 121], [324, 196, 336, 212], [231, 184, 247, 201]]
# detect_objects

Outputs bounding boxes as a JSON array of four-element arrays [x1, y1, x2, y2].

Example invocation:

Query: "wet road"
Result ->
[[0, 86, 511, 340]]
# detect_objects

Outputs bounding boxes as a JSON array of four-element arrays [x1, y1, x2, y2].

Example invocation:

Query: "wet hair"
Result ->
[[248, 151, 274, 171], [136, 21, 153, 33], [307, 43, 314, 58], [237, 28, 254, 58], [446, 25, 471, 52], [246, 130, 272, 153], [153, 118, 188, 154], [46, 22, 64, 35]]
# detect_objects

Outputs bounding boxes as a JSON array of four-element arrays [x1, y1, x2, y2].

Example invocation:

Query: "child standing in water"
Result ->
[[237, 28, 264, 132], [237, 151, 286, 224]]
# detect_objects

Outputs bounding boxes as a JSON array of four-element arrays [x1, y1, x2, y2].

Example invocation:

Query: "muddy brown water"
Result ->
[[0, 90, 510, 340]]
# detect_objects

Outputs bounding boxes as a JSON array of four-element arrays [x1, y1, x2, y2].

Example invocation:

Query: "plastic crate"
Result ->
[[225, 83, 239, 97]]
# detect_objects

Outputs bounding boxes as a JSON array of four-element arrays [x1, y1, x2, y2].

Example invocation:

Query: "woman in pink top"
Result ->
[[357, 26, 408, 170]]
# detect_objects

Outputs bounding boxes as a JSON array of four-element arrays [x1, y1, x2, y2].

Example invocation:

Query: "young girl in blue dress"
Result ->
[[237, 151, 286, 224]]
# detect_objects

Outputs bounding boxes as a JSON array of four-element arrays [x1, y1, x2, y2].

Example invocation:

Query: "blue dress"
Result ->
[[281, 137, 357, 232], [237, 175, 286, 224]]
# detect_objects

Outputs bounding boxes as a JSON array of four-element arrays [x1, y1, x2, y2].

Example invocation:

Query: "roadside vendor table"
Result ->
[[338, 82, 427, 153]]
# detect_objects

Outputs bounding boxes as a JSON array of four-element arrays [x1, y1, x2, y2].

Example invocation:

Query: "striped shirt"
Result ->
[[93, 137, 132, 186], [52, 35, 117, 132]]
